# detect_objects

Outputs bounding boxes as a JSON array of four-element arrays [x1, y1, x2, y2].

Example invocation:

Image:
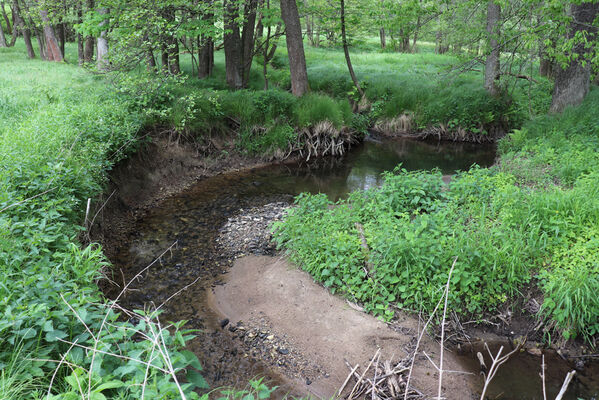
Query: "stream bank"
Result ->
[[95, 134, 598, 399]]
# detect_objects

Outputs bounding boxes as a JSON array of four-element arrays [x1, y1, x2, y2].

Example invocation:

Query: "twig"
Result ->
[[554, 370, 576, 400], [404, 257, 457, 400], [437, 258, 456, 400], [349, 348, 380, 399], [479, 340, 524, 400], [338, 363, 359, 397], [540, 354, 547, 400]]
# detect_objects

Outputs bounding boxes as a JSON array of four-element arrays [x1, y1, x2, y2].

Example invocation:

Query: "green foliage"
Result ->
[[540, 228, 599, 341], [0, 43, 205, 398], [208, 377, 277, 400], [274, 167, 540, 318], [276, 88, 599, 343]]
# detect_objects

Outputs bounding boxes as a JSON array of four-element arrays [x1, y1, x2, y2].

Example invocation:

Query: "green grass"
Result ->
[[172, 40, 548, 139]]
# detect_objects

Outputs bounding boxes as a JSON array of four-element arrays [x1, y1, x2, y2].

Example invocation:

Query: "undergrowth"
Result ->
[[274, 88, 599, 344], [0, 42, 207, 399]]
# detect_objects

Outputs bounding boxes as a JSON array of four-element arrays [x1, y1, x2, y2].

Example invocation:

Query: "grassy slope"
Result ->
[[174, 42, 540, 139], [0, 42, 205, 399], [274, 89, 599, 344]]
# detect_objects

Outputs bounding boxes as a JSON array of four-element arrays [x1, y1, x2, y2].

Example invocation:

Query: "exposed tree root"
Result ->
[[374, 115, 503, 144]]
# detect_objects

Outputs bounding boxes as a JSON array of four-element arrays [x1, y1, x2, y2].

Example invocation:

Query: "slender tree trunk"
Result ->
[[96, 7, 109, 70], [58, 22, 66, 57], [241, 0, 257, 87], [83, 0, 94, 62], [266, 22, 281, 60], [77, 2, 84, 65], [280, 0, 309, 96], [379, 27, 385, 49], [550, 2, 599, 113], [223, 0, 243, 89], [164, 7, 180, 75], [34, 25, 47, 60], [340, 0, 363, 98], [40, 9, 63, 61], [12, 0, 34, 58], [168, 38, 180, 74], [198, 36, 213, 78], [303, 0, 313, 45], [411, 15, 421, 52], [161, 44, 169, 72], [263, 13, 270, 89], [0, 18, 6, 46], [484, 0, 501, 95], [1, 1, 11, 33]]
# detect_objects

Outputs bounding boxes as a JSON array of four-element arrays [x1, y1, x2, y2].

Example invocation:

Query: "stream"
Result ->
[[106, 136, 598, 399]]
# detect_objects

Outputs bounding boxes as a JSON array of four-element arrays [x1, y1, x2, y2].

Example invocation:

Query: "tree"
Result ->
[[484, 0, 501, 95], [40, 8, 64, 61], [550, 1, 599, 113], [0, 14, 6, 46], [280, 0, 309, 96], [97, 7, 109, 70], [340, 0, 363, 97], [12, 0, 35, 58]]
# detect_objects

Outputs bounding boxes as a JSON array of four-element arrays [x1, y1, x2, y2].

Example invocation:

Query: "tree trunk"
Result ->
[[0, 18, 6, 46], [168, 38, 180, 74], [303, 0, 313, 45], [241, 0, 257, 87], [224, 0, 243, 89], [280, 0, 309, 96], [58, 22, 66, 57], [40, 9, 64, 61], [12, 0, 34, 58], [411, 15, 420, 52], [198, 36, 214, 78], [77, 2, 84, 65], [83, 0, 94, 62], [1, 1, 11, 33], [145, 39, 156, 71], [484, 0, 501, 95], [7, 5, 17, 47], [340, 0, 363, 97], [96, 7, 109, 70], [161, 44, 169, 72], [550, 2, 599, 113], [34, 25, 47, 60], [263, 5, 271, 90], [379, 27, 385, 49]]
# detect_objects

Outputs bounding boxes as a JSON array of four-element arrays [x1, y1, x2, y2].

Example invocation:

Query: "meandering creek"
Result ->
[[106, 136, 598, 399]]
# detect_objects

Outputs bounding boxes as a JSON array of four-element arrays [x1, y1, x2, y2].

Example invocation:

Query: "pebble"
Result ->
[[220, 318, 230, 329], [278, 347, 289, 355]]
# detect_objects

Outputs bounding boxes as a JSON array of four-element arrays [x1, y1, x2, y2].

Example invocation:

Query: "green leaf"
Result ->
[[46, 329, 67, 342], [181, 350, 203, 370], [187, 369, 209, 389]]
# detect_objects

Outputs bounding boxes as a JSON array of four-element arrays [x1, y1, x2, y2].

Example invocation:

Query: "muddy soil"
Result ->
[[209, 254, 479, 399]]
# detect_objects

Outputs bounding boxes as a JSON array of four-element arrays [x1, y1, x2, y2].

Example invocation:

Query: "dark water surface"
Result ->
[[107, 137, 597, 399]]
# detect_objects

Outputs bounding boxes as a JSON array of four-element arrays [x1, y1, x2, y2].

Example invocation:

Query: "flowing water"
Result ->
[[107, 136, 598, 399]]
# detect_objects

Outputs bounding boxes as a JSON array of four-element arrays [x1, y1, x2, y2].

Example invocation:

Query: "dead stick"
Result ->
[[338, 364, 359, 397], [349, 349, 380, 400], [555, 370, 576, 400]]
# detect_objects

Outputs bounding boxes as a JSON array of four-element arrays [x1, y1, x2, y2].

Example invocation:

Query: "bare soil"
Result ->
[[208, 255, 479, 399]]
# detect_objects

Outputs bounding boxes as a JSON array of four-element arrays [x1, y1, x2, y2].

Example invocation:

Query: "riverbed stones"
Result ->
[[216, 202, 291, 257]]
